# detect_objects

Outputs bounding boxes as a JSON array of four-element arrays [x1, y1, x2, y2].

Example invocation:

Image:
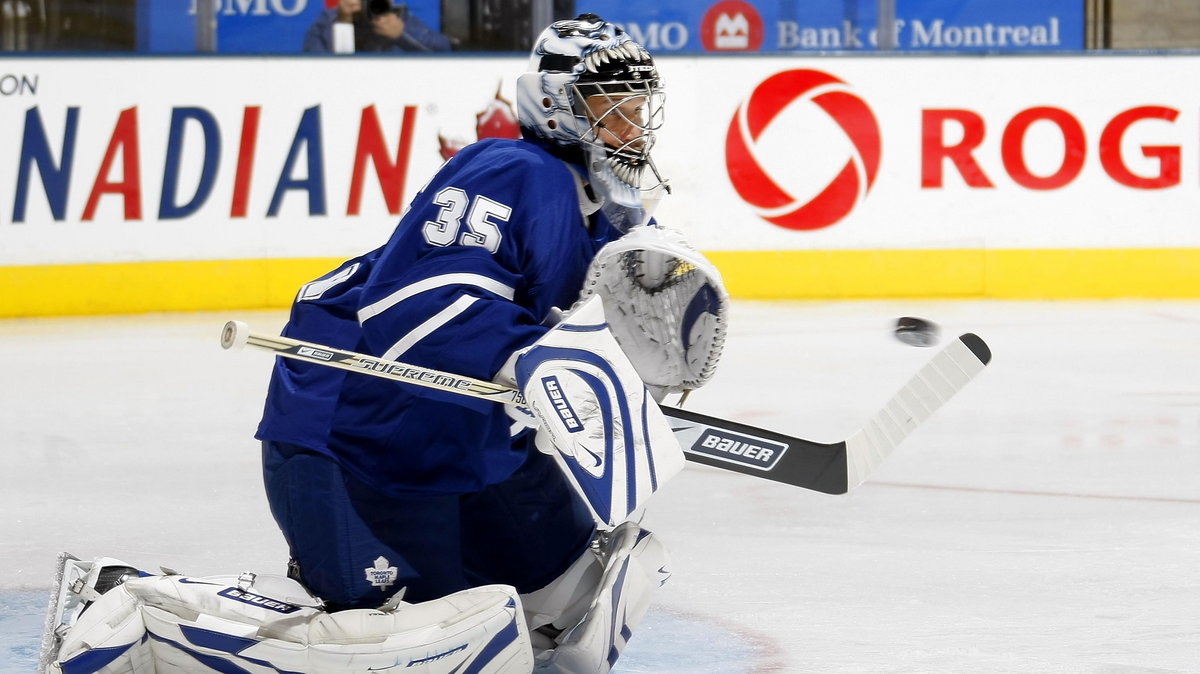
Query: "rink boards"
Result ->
[[2, 54, 1200, 316]]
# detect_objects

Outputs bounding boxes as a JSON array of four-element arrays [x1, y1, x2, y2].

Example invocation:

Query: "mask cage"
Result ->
[[570, 77, 666, 188]]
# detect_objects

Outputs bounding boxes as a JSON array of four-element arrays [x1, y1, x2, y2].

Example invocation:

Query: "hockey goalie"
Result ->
[[39, 13, 730, 674]]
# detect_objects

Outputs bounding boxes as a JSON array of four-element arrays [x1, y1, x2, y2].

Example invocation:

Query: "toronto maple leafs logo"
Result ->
[[364, 556, 399, 590]]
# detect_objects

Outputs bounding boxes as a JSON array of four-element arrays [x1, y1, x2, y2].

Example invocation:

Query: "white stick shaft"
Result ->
[[220, 321, 526, 406]]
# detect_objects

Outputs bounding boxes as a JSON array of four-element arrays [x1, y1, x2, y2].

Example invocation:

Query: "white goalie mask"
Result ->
[[516, 13, 668, 230]]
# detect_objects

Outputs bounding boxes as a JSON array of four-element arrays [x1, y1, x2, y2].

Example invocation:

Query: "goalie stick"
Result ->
[[221, 321, 990, 495]]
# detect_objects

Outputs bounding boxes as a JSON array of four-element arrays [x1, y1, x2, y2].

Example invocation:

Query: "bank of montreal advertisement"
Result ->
[[1, 55, 1198, 288]]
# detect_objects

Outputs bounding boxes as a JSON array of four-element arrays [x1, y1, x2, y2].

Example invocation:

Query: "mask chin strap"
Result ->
[[584, 142, 654, 231], [644, 156, 670, 196], [640, 157, 671, 220]]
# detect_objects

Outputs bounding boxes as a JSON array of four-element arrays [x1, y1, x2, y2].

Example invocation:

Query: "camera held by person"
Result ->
[[365, 0, 406, 20]]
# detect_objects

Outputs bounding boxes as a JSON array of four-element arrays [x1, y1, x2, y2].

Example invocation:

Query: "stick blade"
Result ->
[[845, 332, 991, 490], [959, 332, 992, 365], [666, 405, 849, 494]]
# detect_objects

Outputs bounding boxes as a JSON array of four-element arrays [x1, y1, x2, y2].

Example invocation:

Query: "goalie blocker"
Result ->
[[515, 295, 686, 527]]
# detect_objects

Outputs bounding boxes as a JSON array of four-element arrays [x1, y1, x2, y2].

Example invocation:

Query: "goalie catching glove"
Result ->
[[577, 224, 729, 395], [515, 295, 685, 527]]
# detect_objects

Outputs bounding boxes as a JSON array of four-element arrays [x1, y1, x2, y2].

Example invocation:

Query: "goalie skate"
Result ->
[[37, 552, 141, 673]]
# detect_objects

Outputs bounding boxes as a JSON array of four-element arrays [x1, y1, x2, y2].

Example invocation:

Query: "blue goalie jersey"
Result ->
[[256, 138, 626, 496]]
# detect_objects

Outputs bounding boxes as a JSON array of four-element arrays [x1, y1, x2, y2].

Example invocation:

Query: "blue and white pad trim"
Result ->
[[516, 296, 685, 526], [47, 569, 534, 673], [534, 522, 671, 673]]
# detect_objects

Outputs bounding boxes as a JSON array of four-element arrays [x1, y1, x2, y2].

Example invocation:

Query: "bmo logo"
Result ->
[[700, 0, 764, 52], [725, 69, 881, 231]]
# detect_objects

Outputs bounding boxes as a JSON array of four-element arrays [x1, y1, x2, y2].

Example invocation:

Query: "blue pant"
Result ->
[[262, 441, 596, 610]]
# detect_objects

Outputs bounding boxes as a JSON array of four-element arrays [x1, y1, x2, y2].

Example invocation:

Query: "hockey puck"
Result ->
[[894, 316, 939, 347]]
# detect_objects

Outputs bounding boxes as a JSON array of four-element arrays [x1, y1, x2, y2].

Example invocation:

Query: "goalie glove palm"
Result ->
[[515, 296, 684, 526], [578, 224, 729, 393]]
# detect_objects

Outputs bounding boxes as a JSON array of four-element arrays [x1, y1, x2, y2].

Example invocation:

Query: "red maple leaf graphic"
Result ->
[[439, 85, 521, 160]]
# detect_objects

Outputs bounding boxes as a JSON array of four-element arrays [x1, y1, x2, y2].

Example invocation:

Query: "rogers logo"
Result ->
[[725, 69, 881, 231], [700, 1, 763, 52]]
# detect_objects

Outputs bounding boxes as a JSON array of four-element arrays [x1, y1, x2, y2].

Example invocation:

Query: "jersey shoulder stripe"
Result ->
[[357, 273, 515, 324]]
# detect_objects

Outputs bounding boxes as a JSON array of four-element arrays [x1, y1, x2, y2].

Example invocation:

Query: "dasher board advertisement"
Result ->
[[2, 54, 1198, 316], [594, 0, 1083, 53]]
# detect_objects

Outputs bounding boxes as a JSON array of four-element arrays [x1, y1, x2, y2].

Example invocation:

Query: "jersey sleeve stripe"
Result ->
[[380, 295, 480, 361], [357, 273, 516, 324], [298, 263, 361, 301]]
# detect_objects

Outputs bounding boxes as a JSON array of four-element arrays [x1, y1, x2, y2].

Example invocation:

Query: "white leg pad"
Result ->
[[534, 522, 671, 674], [48, 567, 535, 674], [50, 583, 153, 673], [521, 545, 604, 634]]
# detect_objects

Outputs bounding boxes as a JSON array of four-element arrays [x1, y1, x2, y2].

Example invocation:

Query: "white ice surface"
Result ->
[[2, 300, 1198, 672]]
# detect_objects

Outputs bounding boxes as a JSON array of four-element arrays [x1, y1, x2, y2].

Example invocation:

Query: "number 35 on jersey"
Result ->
[[421, 187, 511, 254]]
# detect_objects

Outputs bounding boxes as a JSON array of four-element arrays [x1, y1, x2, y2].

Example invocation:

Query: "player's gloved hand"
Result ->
[[494, 348, 539, 431], [491, 304, 580, 433], [514, 295, 684, 525]]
